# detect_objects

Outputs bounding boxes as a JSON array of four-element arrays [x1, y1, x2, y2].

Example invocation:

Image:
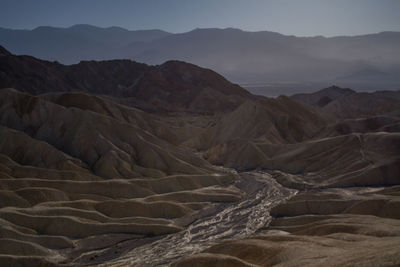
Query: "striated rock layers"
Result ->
[[1, 46, 400, 266], [176, 87, 400, 267]]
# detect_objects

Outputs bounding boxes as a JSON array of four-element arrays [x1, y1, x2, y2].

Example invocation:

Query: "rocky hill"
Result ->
[[292, 85, 400, 119], [0, 46, 250, 113], [291, 85, 356, 107]]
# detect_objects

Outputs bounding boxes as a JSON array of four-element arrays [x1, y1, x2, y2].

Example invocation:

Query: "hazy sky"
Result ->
[[1, 0, 399, 36]]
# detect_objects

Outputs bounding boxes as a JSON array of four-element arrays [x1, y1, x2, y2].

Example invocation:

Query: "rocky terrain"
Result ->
[[0, 45, 250, 114], [0, 47, 400, 266], [292, 85, 400, 119], [175, 87, 400, 266]]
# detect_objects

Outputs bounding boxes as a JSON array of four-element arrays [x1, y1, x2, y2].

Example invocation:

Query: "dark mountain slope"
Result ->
[[291, 85, 400, 119], [323, 92, 400, 119], [291, 85, 355, 107], [129, 60, 251, 112], [0, 53, 149, 96], [0, 46, 251, 113]]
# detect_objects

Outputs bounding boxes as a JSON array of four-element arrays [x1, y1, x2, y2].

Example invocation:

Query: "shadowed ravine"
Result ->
[[98, 171, 297, 266]]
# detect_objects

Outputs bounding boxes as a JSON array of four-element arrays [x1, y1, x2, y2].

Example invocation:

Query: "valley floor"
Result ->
[[84, 171, 296, 266], [68, 169, 400, 267]]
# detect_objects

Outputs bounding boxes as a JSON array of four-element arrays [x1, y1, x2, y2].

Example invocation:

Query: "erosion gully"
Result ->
[[91, 170, 297, 266]]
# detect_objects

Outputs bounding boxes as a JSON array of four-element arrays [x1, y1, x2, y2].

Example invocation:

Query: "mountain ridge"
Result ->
[[291, 85, 400, 119], [0, 46, 251, 113], [2, 25, 400, 85]]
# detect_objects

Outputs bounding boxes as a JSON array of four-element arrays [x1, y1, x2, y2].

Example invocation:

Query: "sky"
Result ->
[[1, 0, 400, 36]]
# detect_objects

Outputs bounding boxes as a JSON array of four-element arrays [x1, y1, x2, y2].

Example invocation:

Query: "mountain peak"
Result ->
[[323, 85, 355, 93], [291, 85, 356, 107], [69, 24, 103, 30]]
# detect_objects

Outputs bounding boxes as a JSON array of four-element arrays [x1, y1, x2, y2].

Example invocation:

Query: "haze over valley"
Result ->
[[2, 25, 400, 95]]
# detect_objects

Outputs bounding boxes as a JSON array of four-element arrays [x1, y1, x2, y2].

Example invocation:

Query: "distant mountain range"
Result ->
[[0, 24, 170, 63], [1, 24, 400, 85]]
